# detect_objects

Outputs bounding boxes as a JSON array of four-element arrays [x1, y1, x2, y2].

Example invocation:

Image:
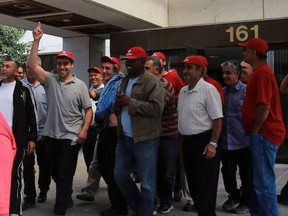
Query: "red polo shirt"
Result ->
[[242, 63, 285, 145], [204, 77, 225, 104]]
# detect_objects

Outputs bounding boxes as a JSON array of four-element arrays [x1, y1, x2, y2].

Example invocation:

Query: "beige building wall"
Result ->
[[87, 0, 169, 27], [168, 0, 288, 27], [87, 0, 288, 28]]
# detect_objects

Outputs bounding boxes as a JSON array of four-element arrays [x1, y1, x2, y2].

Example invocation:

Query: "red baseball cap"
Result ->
[[101, 56, 121, 69], [56, 50, 74, 62], [176, 55, 208, 69], [152, 52, 166, 61], [239, 38, 268, 55], [121, 47, 147, 60], [87, 67, 102, 74]]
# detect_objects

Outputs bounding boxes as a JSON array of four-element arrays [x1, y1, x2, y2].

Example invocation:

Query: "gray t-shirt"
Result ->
[[43, 72, 91, 140]]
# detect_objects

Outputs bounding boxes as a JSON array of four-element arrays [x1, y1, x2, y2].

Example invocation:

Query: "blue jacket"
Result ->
[[95, 74, 123, 128]]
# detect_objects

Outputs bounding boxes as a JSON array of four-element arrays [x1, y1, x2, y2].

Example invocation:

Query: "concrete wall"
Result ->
[[87, 0, 168, 27], [63, 36, 105, 86], [168, 0, 288, 26]]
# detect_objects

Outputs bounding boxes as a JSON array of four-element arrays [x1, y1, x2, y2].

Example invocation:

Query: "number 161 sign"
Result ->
[[226, 25, 259, 42]]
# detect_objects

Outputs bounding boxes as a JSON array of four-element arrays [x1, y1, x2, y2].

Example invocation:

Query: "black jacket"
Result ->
[[0, 80, 37, 148]]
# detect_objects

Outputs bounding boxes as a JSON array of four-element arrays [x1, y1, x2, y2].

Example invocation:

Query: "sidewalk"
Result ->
[[23, 150, 288, 216]]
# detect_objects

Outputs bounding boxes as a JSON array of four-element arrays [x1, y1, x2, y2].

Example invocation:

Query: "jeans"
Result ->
[[249, 134, 279, 216], [157, 137, 178, 207], [114, 135, 159, 216]]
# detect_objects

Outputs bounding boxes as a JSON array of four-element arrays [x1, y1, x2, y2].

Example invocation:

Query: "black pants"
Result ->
[[157, 137, 178, 206], [82, 126, 99, 172], [45, 137, 81, 212], [221, 147, 251, 205], [97, 127, 127, 211], [23, 152, 36, 201], [280, 180, 288, 199], [174, 155, 182, 192], [23, 139, 51, 201], [10, 148, 25, 215], [182, 131, 220, 216]]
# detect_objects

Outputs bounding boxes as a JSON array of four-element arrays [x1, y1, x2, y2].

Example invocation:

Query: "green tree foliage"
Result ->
[[0, 25, 32, 64]]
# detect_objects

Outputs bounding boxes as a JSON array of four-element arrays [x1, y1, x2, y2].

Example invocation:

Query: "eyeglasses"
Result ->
[[220, 60, 239, 68], [221, 60, 241, 74]]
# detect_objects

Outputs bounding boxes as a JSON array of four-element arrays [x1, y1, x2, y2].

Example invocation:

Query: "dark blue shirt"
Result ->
[[222, 81, 249, 150]]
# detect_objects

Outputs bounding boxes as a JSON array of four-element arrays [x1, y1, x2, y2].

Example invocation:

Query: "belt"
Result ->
[[183, 130, 212, 140]]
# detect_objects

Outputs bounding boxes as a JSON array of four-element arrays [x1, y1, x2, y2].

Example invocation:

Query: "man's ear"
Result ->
[[252, 49, 257, 57], [163, 60, 167, 66]]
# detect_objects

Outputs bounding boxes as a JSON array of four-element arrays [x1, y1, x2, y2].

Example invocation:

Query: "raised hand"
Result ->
[[33, 22, 43, 41]]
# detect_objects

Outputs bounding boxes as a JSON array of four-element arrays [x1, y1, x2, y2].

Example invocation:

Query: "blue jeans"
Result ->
[[114, 135, 159, 216], [249, 134, 279, 216]]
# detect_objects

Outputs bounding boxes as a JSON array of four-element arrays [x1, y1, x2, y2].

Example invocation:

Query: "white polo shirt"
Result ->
[[177, 78, 223, 135]]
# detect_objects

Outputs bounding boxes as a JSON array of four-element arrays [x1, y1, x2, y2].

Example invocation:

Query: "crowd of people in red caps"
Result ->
[[1, 21, 288, 216]]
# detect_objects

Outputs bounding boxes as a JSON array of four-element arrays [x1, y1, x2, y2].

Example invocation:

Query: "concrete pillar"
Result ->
[[63, 36, 105, 86]]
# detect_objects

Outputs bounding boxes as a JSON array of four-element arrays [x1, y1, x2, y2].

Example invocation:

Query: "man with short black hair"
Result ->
[[0, 56, 37, 216], [16, 63, 27, 80]]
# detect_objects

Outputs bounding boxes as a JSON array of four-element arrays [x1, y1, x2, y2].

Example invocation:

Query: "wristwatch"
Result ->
[[209, 141, 217, 148]]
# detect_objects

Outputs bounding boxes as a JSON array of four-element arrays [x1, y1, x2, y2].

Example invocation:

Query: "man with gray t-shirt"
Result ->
[[28, 22, 92, 216]]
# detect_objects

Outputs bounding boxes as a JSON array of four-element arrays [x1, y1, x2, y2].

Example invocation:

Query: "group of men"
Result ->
[[0, 20, 287, 216]]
